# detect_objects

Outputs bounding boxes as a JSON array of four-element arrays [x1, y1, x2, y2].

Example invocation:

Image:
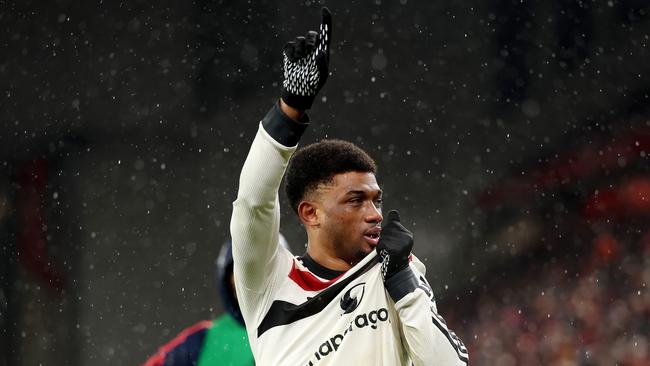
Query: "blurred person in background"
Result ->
[[143, 236, 289, 366]]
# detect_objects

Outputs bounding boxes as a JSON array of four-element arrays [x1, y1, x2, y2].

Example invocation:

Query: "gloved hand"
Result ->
[[377, 210, 414, 280], [281, 7, 332, 110]]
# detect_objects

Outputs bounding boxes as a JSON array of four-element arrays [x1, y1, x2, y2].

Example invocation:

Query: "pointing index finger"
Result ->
[[320, 7, 332, 52]]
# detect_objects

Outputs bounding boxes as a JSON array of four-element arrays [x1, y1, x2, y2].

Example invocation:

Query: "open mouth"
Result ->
[[363, 229, 381, 246]]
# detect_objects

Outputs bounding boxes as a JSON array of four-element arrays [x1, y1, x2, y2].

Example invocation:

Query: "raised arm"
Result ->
[[229, 7, 332, 320], [377, 211, 469, 365], [280, 99, 306, 122]]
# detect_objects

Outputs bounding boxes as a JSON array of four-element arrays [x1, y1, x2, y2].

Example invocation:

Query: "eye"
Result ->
[[348, 197, 363, 206], [374, 198, 383, 207]]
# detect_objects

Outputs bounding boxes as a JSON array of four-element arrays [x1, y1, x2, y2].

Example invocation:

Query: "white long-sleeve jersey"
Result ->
[[230, 103, 469, 366]]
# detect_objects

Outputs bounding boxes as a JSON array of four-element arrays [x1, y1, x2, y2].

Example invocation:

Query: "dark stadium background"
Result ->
[[1, 1, 648, 364]]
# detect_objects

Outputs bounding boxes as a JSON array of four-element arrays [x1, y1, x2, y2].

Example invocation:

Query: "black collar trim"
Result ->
[[298, 253, 344, 280]]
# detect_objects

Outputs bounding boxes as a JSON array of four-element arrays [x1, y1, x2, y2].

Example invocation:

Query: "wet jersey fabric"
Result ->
[[230, 103, 469, 365]]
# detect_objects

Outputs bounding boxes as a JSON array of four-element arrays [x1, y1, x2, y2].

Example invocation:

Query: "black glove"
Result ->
[[377, 210, 414, 280], [281, 7, 332, 110]]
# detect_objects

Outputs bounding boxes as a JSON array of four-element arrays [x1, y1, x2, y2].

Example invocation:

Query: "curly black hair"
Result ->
[[285, 139, 377, 213]]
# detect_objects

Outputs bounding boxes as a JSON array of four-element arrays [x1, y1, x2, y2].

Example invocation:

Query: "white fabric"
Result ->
[[231, 123, 468, 365]]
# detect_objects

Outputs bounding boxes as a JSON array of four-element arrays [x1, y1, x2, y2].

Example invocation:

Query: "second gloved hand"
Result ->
[[377, 210, 414, 280]]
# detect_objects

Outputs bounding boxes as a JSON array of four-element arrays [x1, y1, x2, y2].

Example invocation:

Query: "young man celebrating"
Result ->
[[230, 7, 468, 365]]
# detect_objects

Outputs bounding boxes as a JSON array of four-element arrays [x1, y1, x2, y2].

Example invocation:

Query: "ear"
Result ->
[[297, 200, 320, 227]]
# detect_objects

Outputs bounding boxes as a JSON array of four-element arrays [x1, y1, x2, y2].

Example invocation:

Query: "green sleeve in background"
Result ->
[[198, 314, 254, 366]]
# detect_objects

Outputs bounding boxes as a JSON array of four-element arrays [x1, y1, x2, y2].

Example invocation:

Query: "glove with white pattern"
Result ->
[[377, 210, 422, 303], [281, 7, 332, 110], [377, 210, 414, 281]]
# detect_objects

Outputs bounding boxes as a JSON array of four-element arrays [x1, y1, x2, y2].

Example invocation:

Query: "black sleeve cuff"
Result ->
[[385, 266, 420, 302], [261, 102, 310, 147]]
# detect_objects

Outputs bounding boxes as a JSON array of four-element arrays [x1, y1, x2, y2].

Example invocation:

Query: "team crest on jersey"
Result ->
[[340, 282, 365, 314]]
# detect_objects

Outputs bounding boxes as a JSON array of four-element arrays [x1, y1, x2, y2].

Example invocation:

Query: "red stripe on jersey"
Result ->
[[288, 261, 344, 291]]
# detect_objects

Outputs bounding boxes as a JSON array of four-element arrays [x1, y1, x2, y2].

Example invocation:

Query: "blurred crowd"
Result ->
[[456, 231, 650, 366]]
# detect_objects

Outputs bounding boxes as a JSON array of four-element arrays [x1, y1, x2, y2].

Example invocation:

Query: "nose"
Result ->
[[365, 201, 383, 225]]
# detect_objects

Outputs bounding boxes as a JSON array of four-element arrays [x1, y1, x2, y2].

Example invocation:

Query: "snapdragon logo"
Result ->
[[305, 307, 389, 365]]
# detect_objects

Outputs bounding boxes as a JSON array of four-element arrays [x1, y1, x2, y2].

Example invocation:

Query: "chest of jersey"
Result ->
[[254, 261, 408, 366]]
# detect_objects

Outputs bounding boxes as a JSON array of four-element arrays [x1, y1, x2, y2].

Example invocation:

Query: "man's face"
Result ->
[[314, 171, 383, 265]]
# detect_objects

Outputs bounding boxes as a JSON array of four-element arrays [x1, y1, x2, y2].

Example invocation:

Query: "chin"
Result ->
[[354, 247, 372, 262]]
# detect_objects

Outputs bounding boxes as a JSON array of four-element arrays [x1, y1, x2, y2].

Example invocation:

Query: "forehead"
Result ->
[[321, 171, 381, 194]]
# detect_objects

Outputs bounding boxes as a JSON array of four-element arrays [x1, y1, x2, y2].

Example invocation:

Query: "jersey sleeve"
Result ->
[[385, 257, 469, 366], [142, 320, 212, 366], [229, 102, 308, 324]]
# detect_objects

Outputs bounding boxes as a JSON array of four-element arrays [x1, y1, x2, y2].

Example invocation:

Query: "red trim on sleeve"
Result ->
[[142, 320, 212, 366]]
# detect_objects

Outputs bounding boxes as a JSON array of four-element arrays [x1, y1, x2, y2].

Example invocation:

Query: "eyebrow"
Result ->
[[344, 189, 383, 197]]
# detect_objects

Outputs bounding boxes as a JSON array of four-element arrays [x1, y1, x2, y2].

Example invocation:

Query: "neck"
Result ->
[[305, 236, 354, 272]]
